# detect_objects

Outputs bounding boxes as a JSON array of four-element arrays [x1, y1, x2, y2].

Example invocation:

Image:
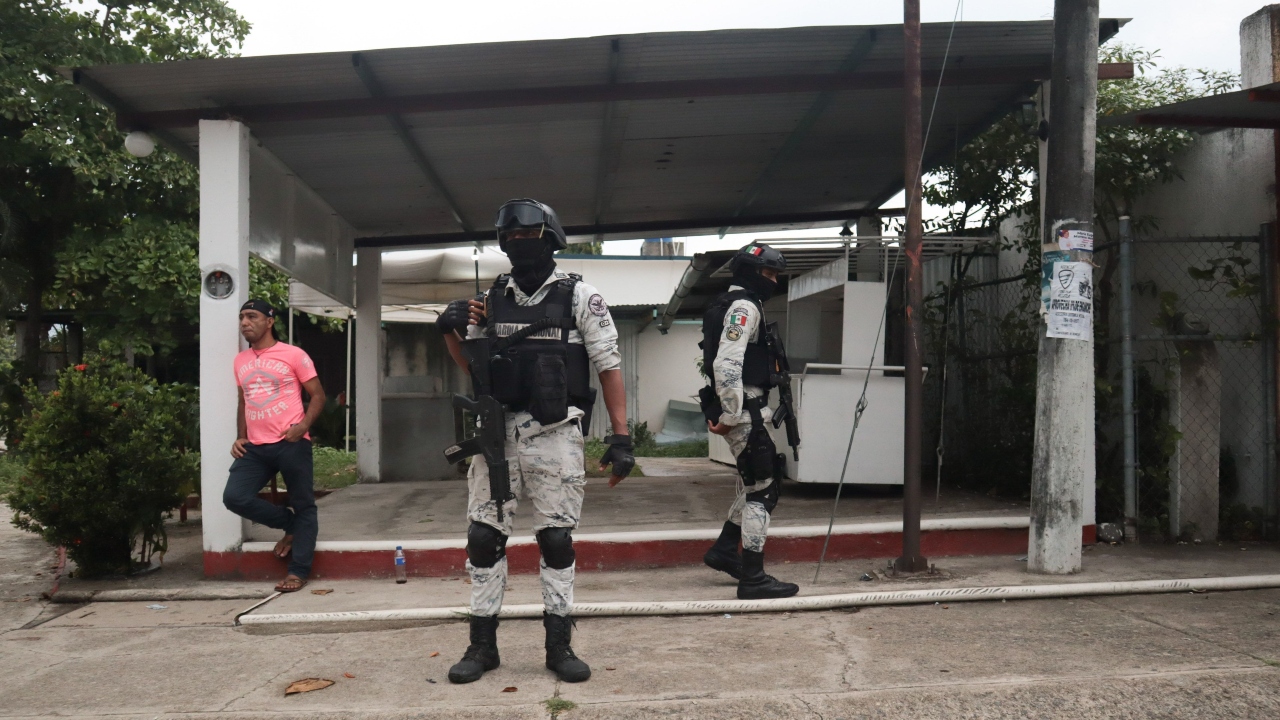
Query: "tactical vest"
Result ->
[[700, 289, 773, 389], [482, 273, 593, 425]]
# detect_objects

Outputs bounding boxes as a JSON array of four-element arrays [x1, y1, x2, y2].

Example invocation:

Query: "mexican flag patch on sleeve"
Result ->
[[727, 311, 748, 326]]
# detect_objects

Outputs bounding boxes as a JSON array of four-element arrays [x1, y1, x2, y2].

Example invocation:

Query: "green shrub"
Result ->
[[308, 397, 349, 449], [5, 361, 198, 577], [0, 452, 24, 497]]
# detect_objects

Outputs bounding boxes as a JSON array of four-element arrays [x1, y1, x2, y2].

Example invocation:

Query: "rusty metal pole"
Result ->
[[897, 0, 929, 573]]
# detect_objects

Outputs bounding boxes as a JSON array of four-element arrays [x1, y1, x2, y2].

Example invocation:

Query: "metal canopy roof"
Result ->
[[662, 237, 989, 323], [1107, 80, 1280, 129], [70, 20, 1122, 248]]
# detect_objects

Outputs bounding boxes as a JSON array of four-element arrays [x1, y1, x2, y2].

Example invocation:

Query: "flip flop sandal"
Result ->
[[275, 577, 308, 593]]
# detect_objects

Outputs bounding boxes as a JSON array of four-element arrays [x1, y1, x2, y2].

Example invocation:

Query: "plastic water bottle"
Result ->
[[394, 545, 407, 584]]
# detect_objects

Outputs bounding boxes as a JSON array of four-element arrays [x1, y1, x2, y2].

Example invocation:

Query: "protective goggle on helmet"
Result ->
[[494, 198, 568, 250]]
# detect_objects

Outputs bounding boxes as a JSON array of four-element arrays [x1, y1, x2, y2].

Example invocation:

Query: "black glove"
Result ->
[[599, 434, 635, 479], [436, 298, 471, 334]]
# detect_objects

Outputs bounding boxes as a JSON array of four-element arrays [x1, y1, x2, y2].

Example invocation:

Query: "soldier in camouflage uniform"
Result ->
[[438, 198, 635, 685], [702, 243, 800, 600]]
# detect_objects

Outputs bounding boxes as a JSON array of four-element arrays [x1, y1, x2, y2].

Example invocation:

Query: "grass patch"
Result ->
[[313, 446, 358, 489], [0, 452, 24, 499], [582, 421, 709, 477], [639, 438, 709, 458], [544, 697, 577, 717]]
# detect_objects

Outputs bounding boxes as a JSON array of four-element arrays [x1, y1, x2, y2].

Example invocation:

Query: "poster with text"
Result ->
[[1046, 261, 1093, 340]]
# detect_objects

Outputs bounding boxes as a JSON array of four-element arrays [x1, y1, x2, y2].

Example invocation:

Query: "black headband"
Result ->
[[240, 299, 276, 318]]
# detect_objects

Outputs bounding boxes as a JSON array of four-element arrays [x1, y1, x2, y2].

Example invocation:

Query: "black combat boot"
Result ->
[[703, 521, 743, 580], [737, 549, 800, 600], [543, 612, 591, 682], [448, 615, 501, 683]]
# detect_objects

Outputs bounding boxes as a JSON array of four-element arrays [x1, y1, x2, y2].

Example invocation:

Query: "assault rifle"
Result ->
[[764, 322, 801, 460], [446, 394, 511, 521], [443, 316, 564, 522]]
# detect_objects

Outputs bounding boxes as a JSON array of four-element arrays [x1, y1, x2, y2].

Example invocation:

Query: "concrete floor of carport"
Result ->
[[46, 457, 1030, 592], [244, 458, 1028, 543]]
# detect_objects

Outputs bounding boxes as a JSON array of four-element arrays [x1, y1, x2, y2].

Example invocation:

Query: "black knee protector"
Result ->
[[466, 522, 508, 568], [536, 527, 576, 570], [746, 480, 780, 514]]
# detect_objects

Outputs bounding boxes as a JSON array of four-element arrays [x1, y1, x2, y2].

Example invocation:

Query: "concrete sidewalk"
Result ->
[[5, 537, 1280, 718]]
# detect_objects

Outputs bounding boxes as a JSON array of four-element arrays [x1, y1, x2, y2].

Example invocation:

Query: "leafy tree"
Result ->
[[0, 0, 250, 376], [923, 43, 1238, 246]]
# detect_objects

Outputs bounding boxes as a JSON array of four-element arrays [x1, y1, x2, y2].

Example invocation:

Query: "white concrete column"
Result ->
[[355, 247, 383, 482], [198, 120, 250, 554]]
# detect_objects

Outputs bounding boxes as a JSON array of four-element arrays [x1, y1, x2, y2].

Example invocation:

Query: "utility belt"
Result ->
[[697, 390, 779, 487]]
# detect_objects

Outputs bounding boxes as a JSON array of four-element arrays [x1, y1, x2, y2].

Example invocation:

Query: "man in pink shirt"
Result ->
[[223, 300, 326, 592]]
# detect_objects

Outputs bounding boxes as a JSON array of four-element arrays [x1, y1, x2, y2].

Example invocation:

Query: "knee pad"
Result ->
[[746, 481, 780, 514], [466, 522, 508, 568], [536, 527, 575, 570]]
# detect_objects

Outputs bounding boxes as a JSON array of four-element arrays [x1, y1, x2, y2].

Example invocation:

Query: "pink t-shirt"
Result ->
[[234, 342, 319, 445]]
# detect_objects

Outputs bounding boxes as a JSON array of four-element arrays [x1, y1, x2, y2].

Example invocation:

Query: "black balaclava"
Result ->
[[733, 267, 777, 302], [504, 235, 557, 295]]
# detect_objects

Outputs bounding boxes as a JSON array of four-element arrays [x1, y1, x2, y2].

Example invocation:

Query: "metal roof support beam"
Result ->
[[351, 53, 474, 232], [355, 206, 906, 249], [68, 69, 198, 164], [113, 65, 1101, 130], [718, 29, 879, 237], [110, 62, 1138, 131], [590, 39, 624, 240], [1133, 114, 1280, 130]]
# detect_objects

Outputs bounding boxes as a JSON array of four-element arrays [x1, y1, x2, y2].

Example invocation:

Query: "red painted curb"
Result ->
[[205, 525, 1093, 580]]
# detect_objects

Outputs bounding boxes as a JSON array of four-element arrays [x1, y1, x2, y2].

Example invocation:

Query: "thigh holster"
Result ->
[[735, 396, 776, 487]]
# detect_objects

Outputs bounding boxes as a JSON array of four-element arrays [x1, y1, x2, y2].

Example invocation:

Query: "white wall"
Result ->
[[1131, 127, 1275, 234], [841, 281, 887, 368], [249, 143, 355, 307], [637, 322, 705, 433]]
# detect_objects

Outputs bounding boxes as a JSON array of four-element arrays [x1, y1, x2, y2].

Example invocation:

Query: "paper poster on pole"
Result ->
[[1040, 250, 1069, 315], [1046, 261, 1093, 340], [1056, 227, 1094, 252]]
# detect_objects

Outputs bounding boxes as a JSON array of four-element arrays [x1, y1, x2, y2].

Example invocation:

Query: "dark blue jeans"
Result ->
[[223, 439, 317, 579]]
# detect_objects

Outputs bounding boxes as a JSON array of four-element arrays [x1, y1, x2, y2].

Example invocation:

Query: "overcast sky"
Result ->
[[222, 0, 1265, 254]]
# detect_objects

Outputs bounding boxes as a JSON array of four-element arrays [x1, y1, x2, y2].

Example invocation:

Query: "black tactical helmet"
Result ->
[[729, 243, 787, 274], [495, 198, 568, 250], [729, 243, 786, 301]]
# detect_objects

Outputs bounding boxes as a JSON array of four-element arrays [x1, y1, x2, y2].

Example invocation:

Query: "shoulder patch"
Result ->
[[727, 310, 749, 327], [588, 294, 608, 317], [725, 325, 743, 341]]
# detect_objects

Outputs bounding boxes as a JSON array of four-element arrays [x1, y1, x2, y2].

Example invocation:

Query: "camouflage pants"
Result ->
[[724, 421, 775, 553], [466, 412, 585, 617]]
